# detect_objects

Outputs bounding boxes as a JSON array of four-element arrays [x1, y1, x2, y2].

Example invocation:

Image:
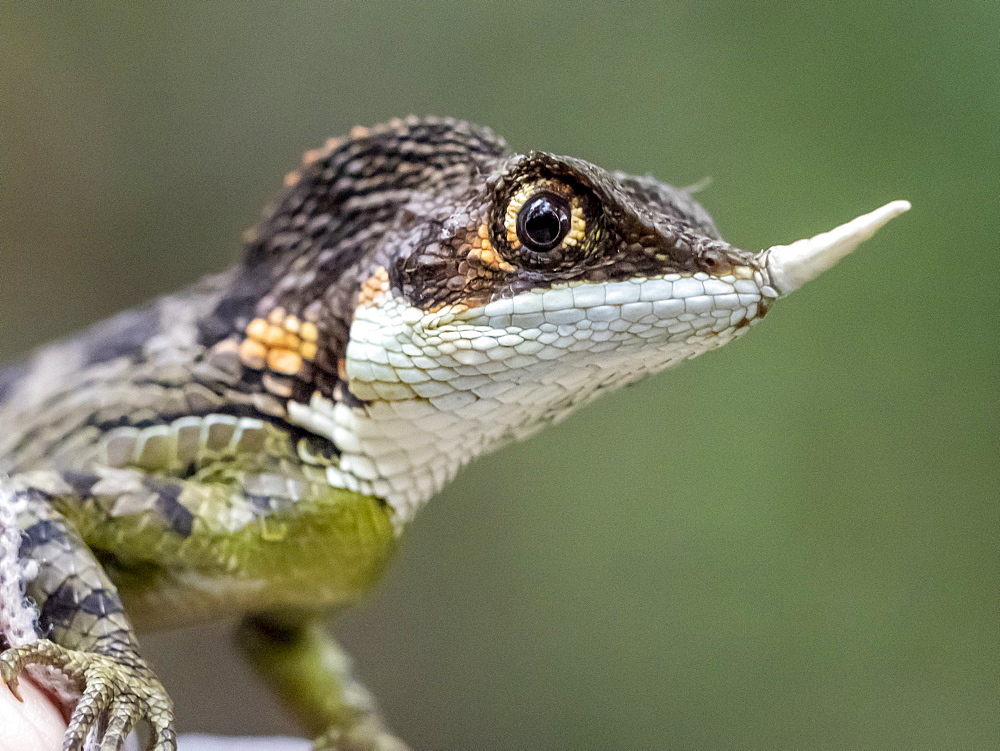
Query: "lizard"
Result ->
[[0, 116, 909, 750]]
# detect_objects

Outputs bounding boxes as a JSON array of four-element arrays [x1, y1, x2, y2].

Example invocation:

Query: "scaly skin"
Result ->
[[0, 117, 906, 749]]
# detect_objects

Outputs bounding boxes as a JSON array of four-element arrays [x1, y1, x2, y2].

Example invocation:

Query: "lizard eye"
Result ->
[[515, 192, 572, 252]]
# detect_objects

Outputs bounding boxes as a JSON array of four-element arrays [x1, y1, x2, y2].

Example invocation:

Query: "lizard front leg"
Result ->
[[238, 612, 408, 751], [0, 482, 175, 751], [3, 432, 398, 747]]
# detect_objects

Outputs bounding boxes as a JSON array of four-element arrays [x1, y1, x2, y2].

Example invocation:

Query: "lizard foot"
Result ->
[[312, 718, 411, 751], [0, 638, 176, 751]]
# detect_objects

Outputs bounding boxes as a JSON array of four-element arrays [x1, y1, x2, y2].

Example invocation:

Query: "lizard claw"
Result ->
[[0, 639, 177, 751], [0, 652, 25, 701]]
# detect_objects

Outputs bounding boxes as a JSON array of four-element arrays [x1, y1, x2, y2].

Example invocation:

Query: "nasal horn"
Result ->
[[758, 200, 911, 295]]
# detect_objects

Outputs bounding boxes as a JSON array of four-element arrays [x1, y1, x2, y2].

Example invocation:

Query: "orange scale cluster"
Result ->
[[238, 307, 319, 376], [467, 224, 515, 272], [357, 266, 391, 307]]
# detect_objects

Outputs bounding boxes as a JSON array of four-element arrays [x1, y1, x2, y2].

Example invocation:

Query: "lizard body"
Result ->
[[0, 117, 908, 749]]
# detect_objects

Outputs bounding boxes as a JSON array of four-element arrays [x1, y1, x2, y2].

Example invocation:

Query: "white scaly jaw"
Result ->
[[759, 200, 911, 295]]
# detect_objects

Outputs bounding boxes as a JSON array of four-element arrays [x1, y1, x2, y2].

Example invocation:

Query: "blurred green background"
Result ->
[[1, 2, 997, 748]]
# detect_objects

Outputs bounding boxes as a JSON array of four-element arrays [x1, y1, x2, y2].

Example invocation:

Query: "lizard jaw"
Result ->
[[758, 200, 911, 295]]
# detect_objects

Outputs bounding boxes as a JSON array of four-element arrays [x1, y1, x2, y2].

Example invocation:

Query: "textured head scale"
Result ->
[[225, 117, 908, 525], [387, 148, 752, 314]]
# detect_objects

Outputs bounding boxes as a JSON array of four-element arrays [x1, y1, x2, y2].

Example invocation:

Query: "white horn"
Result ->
[[760, 200, 911, 295]]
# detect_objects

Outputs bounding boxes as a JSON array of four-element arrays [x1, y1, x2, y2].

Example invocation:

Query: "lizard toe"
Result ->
[[1, 638, 82, 701], [98, 697, 139, 751]]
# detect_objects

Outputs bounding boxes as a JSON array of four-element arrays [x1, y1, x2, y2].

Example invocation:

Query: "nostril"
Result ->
[[699, 249, 730, 274]]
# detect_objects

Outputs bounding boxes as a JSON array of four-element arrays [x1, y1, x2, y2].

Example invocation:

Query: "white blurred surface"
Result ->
[[179, 736, 308, 750]]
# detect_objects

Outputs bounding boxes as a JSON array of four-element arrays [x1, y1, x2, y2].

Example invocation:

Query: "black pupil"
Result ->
[[516, 192, 570, 252]]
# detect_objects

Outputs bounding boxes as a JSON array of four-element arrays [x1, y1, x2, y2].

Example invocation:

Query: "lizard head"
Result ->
[[237, 119, 908, 523], [362, 148, 908, 382]]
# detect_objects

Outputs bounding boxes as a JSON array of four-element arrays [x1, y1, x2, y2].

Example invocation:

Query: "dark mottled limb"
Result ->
[[237, 612, 408, 751], [0, 485, 175, 751]]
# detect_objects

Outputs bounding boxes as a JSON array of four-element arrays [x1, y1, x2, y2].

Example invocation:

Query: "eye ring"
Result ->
[[515, 192, 572, 252]]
